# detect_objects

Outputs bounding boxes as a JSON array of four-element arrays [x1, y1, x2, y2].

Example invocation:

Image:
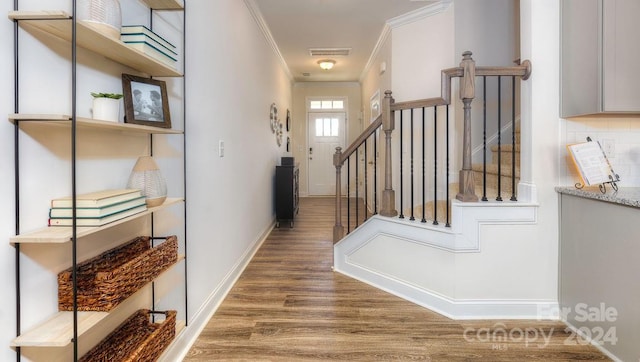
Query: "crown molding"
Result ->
[[387, 0, 453, 29], [359, 0, 452, 82], [359, 24, 391, 83], [244, 0, 293, 81], [294, 81, 360, 88]]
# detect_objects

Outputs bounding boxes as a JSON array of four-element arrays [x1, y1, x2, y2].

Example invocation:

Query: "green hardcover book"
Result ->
[[49, 196, 146, 218], [48, 204, 147, 227]]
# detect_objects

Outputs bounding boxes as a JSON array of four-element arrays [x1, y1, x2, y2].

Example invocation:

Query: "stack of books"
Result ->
[[121, 25, 178, 67], [48, 189, 147, 227]]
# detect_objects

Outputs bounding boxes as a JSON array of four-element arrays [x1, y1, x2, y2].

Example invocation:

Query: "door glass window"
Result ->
[[309, 98, 345, 110], [315, 118, 339, 137]]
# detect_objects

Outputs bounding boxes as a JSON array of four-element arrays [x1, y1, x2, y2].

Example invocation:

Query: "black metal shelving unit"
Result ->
[[11, 1, 188, 360]]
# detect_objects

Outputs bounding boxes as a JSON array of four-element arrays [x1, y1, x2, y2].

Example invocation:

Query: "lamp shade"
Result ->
[[318, 59, 335, 70], [126, 156, 167, 207]]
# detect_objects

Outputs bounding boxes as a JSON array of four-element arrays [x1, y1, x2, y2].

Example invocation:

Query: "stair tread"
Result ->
[[472, 163, 520, 177], [490, 144, 521, 152]]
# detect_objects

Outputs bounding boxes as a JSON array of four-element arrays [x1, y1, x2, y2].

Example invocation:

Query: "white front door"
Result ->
[[308, 112, 346, 195]]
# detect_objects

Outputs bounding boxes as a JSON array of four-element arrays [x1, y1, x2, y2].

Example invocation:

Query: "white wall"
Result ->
[[361, 29, 392, 125], [177, 0, 292, 359], [454, 0, 519, 66], [0, 1, 291, 361], [391, 5, 455, 102]]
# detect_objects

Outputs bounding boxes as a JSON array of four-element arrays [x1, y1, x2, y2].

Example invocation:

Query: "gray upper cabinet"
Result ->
[[560, 0, 640, 117]]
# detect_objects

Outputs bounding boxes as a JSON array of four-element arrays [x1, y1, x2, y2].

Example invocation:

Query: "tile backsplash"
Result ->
[[562, 116, 640, 187]]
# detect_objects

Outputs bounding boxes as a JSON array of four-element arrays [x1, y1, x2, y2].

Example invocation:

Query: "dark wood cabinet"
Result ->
[[275, 164, 299, 228]]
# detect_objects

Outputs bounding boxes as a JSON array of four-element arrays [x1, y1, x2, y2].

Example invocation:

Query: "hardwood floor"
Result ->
[[184, 197, 610, 361]]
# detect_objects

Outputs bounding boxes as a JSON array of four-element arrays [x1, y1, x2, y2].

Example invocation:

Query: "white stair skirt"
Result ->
[[333, 200, 558, 320]]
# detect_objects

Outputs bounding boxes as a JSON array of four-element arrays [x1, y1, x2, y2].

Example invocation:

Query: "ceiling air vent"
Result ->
[[309, 48, 351, 57]]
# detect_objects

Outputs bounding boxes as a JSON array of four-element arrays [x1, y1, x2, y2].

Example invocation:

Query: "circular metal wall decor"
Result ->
[[276, 122, 284, 146], [269, 103, 278, 133]]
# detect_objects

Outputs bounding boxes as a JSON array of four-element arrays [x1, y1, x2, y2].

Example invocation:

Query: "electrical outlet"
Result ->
[[601, 139, 615, 158]]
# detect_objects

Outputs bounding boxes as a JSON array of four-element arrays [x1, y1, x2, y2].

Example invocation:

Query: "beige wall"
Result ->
[[361, 31, 392, 125], [291, 82, 362, 196]]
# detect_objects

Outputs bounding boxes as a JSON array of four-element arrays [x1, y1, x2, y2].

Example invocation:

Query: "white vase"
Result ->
[[127, 156, 168, 207], [77, 0, 122, 39], [92, 97, 120, 122]]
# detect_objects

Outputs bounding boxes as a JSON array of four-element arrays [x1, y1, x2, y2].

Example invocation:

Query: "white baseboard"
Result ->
[[336, 256, 557, 320], [159, 221, 274, 362]]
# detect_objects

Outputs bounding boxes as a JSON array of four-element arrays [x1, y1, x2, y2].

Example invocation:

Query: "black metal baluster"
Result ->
[[496, 76, 503, 201], [511, 75, 517, 201], [433, 106, 438, 225], [347, 157, 350, 234], [364, 140, 368, 222], [399, 111, 404, 219], [421, 107, 426, 223], [355, 147, 359, 228], [482, 76, 488, 201], [374, 131, 378, 215], [409, 109, 415, 221], [445, 105, 451, 227]]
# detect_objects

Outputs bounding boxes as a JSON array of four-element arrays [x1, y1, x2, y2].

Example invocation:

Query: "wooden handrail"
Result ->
[[476, 61, 532, 79], [391, 97, 448, 111], [337, 114, 382, 165], [389, 62, 531, 112]]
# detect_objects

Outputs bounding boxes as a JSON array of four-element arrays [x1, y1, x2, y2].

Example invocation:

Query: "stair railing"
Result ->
[[333, 51, 531, 242]]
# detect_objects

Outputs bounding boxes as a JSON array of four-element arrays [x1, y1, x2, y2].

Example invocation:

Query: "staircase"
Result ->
[[331, 53, 546, 321], [472, 121, 521, 200], [405, 121, 521, 223]]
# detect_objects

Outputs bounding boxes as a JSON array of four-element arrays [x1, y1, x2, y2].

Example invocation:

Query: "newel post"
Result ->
[[456, 51, 479, 202], [380, 90, 398, 217], [333, 147, 344, 243]]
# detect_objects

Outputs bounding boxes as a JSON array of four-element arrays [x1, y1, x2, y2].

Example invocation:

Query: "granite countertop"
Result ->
[[555, 186, 640, 208]]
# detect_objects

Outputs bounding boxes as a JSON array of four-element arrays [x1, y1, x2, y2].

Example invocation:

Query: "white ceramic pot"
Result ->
[[92, 97, 120, 122]]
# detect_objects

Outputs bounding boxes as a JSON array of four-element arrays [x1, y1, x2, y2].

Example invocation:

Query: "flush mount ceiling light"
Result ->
[[317, 59, 336, 70]]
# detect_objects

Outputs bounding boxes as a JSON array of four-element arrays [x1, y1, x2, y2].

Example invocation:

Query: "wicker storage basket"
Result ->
[[58, 235, 178, 311], [79, 309, 176, 362]]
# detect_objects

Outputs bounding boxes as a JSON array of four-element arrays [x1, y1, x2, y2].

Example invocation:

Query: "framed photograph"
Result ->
[[122, 74, 171, 128]]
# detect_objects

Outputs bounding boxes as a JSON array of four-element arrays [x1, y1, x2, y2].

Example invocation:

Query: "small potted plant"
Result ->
[[91, 92, 123, 122]]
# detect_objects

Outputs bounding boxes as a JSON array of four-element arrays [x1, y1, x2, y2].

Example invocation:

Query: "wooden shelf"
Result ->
[[9, 114, 183, 135], [8, 11, 182, 77], [141, 0, 184, 10], [11, 256, 185, 347], [10, 198, 183, 244]]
